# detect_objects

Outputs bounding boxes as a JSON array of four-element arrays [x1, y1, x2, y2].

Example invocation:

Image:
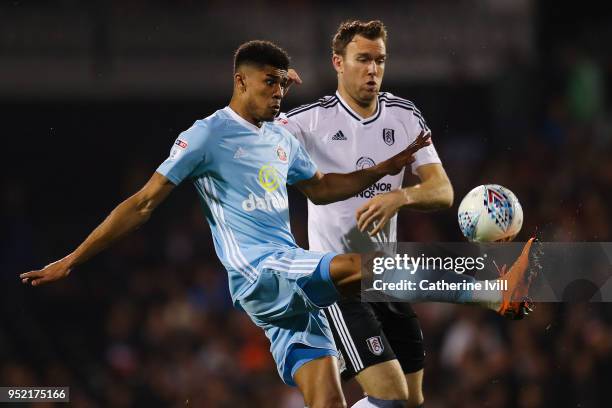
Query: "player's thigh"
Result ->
[[354, 359, 409, 400], [294, 356, 346, 408], [325, 301, 407, 398], [328, 253, 362, 296], [374, 303, 426, 377]]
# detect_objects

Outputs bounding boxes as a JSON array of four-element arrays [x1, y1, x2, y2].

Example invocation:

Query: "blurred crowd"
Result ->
[[2, 32, 612, 408]]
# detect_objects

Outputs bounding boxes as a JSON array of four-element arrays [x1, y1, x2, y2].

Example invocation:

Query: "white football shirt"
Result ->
[[278, 91, 441, 253]]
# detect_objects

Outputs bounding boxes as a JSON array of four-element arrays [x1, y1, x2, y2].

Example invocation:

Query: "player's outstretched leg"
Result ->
[[294, 356, 346, 408], [328, 239, 536, 320], [327, 253, 363, 297]]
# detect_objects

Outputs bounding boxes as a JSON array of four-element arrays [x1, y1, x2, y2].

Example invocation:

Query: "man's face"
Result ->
[[335, 35, 386, 105], [240, 65, 288, 122]]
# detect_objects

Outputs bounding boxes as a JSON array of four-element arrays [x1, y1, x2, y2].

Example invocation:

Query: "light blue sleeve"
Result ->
[[286, 133, 318, 185], [156, 121, 209, 185]]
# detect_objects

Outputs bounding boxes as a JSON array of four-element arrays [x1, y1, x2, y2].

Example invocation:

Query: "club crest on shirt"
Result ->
[[276, 146, 288, 163], [382, 128, 395, 146], [366, 336, 384, 356], [356, 156, 376, 170]]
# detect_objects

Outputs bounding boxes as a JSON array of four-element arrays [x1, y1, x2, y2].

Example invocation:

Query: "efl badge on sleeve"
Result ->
[[169, 138, 188, 160], [366, 336, 384, 356], [382, 128, 395, 146]]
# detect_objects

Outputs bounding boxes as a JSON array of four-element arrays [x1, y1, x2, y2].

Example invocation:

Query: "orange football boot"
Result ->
[[497, 238, 536, 320]]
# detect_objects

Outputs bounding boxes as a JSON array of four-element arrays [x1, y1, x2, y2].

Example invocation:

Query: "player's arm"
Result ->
[[356, 163, 453, 235], [20, 172, 175, 286], [399, 163, 453, 210], [296, 131, 431, 205]]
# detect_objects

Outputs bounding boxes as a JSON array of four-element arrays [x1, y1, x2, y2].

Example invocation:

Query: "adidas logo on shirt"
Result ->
[[331, 130, 347, 141]]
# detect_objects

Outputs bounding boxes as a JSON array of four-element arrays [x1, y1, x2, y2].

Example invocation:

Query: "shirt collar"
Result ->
[[335, 91, 381, 125], [223, 106, 263, 133]]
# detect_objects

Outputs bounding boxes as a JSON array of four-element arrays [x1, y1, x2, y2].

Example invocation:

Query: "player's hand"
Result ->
[[356, 190, 404, 236], [19, 257, 73, 286], [284, 68, 303, 97], [381, 130, 431, 175]]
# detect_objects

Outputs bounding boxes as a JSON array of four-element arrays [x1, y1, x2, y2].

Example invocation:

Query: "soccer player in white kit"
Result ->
[[279, 20, 533, 407]]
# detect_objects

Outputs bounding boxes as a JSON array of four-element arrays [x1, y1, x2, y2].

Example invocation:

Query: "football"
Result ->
[[458, 184, 523, 242]]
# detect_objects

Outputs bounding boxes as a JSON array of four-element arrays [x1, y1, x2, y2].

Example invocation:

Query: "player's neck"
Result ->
[[228, 99, 263, 128], [336, 87, 377, 119]]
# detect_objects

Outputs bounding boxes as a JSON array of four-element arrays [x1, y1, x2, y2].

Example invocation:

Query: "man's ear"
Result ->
[[235, 71, 247, 93], [332, 53, 343, 74]]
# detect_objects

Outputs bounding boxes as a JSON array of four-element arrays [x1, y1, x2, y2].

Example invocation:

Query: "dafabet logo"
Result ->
[[258, 165, 280, 192], [242, 165, 287, 212]]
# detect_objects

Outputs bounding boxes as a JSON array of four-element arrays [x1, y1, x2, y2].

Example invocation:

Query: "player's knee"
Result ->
[[361, 381, 409, 401], [303, 384, 346, 408], [351, 254, 363, 277], [405, 371, 424, 407], [406, 392, 424, 408], [383, 389, 410, 401], [340, 254, 361, 274], [330, 254, 362, 288], [308, 394, 347, 408], [366, 387, 410, 401], [406, 398, 423, 408], [357, 361, 409, 401]]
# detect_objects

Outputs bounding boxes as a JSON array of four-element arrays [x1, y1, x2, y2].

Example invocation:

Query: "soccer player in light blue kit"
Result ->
[[20, 40, 434, 408], [20, 41, 533, 408]]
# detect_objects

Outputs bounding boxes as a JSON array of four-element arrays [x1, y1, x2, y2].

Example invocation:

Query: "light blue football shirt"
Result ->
[[157, 107, 318, 301]]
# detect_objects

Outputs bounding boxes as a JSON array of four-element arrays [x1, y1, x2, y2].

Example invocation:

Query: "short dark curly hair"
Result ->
[[332, 20, 388, 56], [233, 40, 290, 72]]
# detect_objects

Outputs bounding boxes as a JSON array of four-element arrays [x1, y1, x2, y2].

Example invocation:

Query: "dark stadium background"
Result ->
[[2, 1, 611, 407]]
